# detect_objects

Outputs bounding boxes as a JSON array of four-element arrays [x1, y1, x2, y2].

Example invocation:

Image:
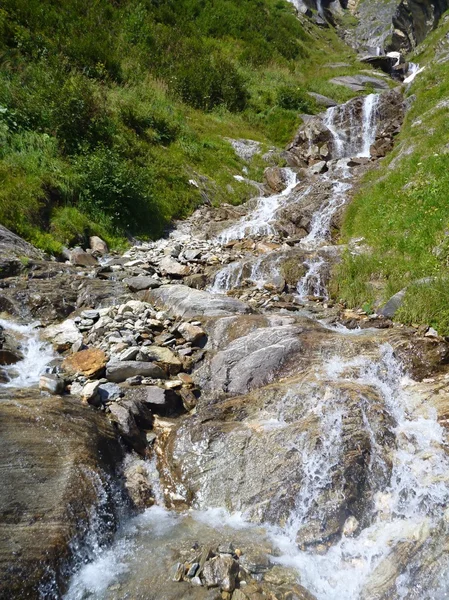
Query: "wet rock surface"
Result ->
[[2, 57, 449, 600], [0, 392, 123, 599]]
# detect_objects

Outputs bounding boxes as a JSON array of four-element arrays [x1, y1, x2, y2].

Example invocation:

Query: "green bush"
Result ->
[[75, 149, 163, 236], [53, 74, 115, 154], [277, 85, 314, 112], [170, 51, 248, 112]]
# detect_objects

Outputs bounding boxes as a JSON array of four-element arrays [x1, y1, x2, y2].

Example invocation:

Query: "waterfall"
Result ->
[[218, 168, 297, 243], [323, 106, 346, 158], [268, 345, 449, 600], [209, 261, 245, 294], [301, 178, 352, 249], [0, 319, 55, 388], [359, 94, 380, 158], [324, 94, 380, 160], [404, 63, 425, 84], [296, 256, 328, 299]]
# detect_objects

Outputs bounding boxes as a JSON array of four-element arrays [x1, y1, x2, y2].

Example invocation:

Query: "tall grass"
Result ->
[[0, 0, 363, 252]]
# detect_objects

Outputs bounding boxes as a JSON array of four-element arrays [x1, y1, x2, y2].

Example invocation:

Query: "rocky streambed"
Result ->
[[2, 77, 449, 600]]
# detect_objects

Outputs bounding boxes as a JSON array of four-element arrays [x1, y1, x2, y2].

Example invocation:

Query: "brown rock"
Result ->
[[62, 348, 108, 378], [70, 247, 98, 267], [89, 236, 108, 255], [0, 392, 122, 598], [264, 167, 288, 193]]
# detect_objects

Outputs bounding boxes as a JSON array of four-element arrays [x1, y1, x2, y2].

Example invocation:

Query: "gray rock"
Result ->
[[379, 289, 407, 318], [123, 276, 161, 292], [108, 402, 147, 454], [159, 257, 190, 277], [146, 285, 249, 318], [307, 92, 337, 107], [70, 247, 98, 267], [264, 167, 290, 193], [39, 374, 64, 395], [138, 346, 182, 374], [98, 382, 123, 403], [81, 310, 99, 321], [202, 555, 239, 592], [43, 319, 83, 352], [0, 394, 122, 598], [81, 380, 101, 405], [177, 322, 206, 344], [89, 236, 108, 255], [198, 325, 303, 395], [183, 249, 202, 261], [125, 386, 183, 417], [0, 224, 43, 278], [118, 347, 140, 361], [329, 75, 390, 92], [106, 361, 166, 383], [225, 138, 261, 161]]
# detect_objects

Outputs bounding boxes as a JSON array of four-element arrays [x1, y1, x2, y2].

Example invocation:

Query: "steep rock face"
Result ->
[[390, 0, 449, 52], [159, 316, 399, 532], [0, 225, 43, 279], [0, 392, 124, 598], [288, 89, 404, 165]]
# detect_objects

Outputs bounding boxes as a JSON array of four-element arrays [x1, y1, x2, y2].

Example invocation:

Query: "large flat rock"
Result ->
[[0, 392, 123, 598], [144, 284, 250, 318], [0, 225, 43, 278]]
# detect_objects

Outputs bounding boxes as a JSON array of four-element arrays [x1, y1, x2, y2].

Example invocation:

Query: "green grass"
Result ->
[[332, 12, 449, 333], [0, 0, 373, 254]]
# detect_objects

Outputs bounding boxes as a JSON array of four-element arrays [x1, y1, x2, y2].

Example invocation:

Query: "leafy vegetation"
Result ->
[[0, 0, 362, 253], [332, 12, 449, 333]]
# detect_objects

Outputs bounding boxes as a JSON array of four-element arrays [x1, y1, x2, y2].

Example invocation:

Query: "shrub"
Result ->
[[53, 74, 115, 154], [170, 51, 248, 112], [75, 149, 164, 236], [277, 85, 314, 112]]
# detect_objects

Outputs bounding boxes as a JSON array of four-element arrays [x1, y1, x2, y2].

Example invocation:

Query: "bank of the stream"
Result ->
[[3, 2, 449, 599]]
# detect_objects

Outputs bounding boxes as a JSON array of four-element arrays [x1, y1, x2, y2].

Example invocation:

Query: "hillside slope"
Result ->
[[332, 11, 449, 333], [0, 0, 366, 254]]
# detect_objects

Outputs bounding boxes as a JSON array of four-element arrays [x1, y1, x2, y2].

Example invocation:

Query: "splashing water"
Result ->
[[359, 94, 380, 158], [0, 318, 55, 388], [209, 261, 246, 294], [324, 94, 380, 160], [301, 178, 352, 249], [218, 168, 297, 243], [296, 256, 328, 299], [404, 63, 425, 84], [266, 345, 449, 600]]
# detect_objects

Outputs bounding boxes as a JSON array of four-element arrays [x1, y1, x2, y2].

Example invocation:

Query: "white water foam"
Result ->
[[324, 94, 380, 160], [296, 256, 327, 299], [265, 345, 449, 599], [359, 93, 380, 158], [300, 178, 352, 249], [404, 63, 425, 84], [218, 168, 297, 243], [0, 318, 55, 388]]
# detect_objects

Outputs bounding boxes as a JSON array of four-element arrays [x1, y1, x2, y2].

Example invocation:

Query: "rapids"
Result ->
[[0, 318, 55, 387], [4, 64, 441, 600]]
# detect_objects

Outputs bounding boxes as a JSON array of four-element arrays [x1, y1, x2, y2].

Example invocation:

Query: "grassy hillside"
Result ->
[[0, 0, 362, 254], [331, 12, 449, 333]]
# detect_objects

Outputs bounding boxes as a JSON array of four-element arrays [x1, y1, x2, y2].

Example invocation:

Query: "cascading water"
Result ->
[[0, 318, 55, 388], [296, 256, 327, 299], [404, 62, 425, 84], [266, 344, 449, 600], [297, 94, 381, 297], [359, 94, 380, 158], [218, 168, 297, 243], [324, 94, 380, 160]]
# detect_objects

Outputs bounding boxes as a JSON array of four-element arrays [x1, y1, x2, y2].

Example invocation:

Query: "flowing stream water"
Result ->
[[0, 318, 55, 387], [6, 79, 441, 599]]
